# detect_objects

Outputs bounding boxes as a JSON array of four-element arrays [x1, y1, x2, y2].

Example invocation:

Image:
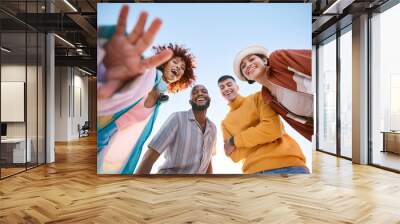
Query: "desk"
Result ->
[[381, 131, 400, 154], [1, 138, 31, 163]]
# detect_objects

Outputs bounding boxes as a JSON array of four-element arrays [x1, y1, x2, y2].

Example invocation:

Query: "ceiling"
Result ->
[[0, 0, 97, 74], [0, 0, 395, 74], [311, 0, 391, 44]]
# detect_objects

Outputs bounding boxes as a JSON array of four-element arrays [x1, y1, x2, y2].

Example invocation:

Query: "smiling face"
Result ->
[[218, 78, 239, 102], [189, 85, 211, 111], [240, 54, 268, 81], [162, 56, 186, 83]]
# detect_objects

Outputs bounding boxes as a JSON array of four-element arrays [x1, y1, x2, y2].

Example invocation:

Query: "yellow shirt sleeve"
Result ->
[[221, 122, 231, 141], [222, 121, 250, 162], [229, 146, 250, 162], [234, 94, 284, 148], [221, 123, 241, 162]]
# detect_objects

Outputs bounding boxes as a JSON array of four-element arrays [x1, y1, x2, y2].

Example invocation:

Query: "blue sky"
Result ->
[[98, 3, 312, 173]]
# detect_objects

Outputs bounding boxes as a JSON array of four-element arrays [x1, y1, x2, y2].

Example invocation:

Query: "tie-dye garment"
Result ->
[[98, 70, 166, 174], [97, 25, 168, 174]]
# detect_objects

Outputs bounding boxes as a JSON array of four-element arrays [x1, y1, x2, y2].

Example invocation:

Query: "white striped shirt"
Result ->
[[148, 110, 216, 174]]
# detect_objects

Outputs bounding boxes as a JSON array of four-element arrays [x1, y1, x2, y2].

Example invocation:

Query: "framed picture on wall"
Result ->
[[97, 3, 313, 175], [1, 81, 25, 122]]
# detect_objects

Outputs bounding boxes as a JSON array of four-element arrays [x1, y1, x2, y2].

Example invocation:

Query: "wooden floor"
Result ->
[[1, 163, 44, 178], [1, 167, 26, 178], [1, 136, 400, 223]]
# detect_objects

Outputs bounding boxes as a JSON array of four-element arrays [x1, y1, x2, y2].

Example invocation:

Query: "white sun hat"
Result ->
[[233, 45, 269, 81]]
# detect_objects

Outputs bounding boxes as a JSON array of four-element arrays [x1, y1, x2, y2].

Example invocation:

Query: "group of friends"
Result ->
[[97, 5, 313, 175]]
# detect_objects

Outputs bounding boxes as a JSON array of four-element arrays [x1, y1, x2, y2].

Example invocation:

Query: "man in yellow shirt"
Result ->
[[218, 75, 309, 174]]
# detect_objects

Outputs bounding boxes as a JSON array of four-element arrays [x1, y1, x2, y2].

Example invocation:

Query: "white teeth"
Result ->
[[197, 97, 205, 102], [171, 68, 178, 75], [247, 64, 257, 75]]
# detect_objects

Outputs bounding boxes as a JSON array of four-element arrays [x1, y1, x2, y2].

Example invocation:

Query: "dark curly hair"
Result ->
[[153, 44, 196, 93]]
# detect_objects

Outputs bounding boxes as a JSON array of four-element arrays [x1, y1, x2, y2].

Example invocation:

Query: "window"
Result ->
[[339, 27, 352, 158], [318, 35, 337, 154], [370, 2, 400, 171], [0, 0, 46, 179]]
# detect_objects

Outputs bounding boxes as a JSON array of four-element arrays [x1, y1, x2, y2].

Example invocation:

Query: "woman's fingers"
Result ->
[[115, 5, 129, 36], [128, 11, 148, 44], [142, 49, 173, 69], [103, 7, 171, 97], [132, 18, 163, 56], [111, 49, 172, 81]]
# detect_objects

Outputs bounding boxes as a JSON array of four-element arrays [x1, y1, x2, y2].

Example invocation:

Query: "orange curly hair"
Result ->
[[153, 44, 196, 93]]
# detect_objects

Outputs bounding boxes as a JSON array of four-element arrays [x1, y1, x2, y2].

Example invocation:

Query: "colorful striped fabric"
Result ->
[[98, 70, 165, 174]]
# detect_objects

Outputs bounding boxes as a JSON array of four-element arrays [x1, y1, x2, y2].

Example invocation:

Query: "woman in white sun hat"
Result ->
[[233, 45, 313, 141]]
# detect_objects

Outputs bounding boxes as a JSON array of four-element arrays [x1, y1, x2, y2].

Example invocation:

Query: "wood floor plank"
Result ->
[[0, 135, 399, 223]]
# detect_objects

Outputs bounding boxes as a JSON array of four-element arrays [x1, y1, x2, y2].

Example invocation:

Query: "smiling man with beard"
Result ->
[[136, 85, 217, 174]]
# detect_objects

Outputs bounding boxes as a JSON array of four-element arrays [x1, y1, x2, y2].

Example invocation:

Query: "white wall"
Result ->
[[72, 73, 89, 138], [54, 67, 89, 141], [1, 65, 39, 138], [55, 67, 69, 141], [1, 64, 46, 164]]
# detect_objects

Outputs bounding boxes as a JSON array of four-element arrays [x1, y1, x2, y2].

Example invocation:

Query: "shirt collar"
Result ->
[[188, 109, 212, 133], [228, 95, 244, 110], [188, 109, 209, 122], [188, 109, 196, 121]]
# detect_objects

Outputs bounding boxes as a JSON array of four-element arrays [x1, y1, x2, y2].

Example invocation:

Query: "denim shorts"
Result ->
[[257, 166, 310, 174]]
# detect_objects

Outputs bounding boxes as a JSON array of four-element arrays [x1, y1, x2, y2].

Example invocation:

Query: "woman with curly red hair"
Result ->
[[97, 6, 197, 174], [153, 43, 196, 93]]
